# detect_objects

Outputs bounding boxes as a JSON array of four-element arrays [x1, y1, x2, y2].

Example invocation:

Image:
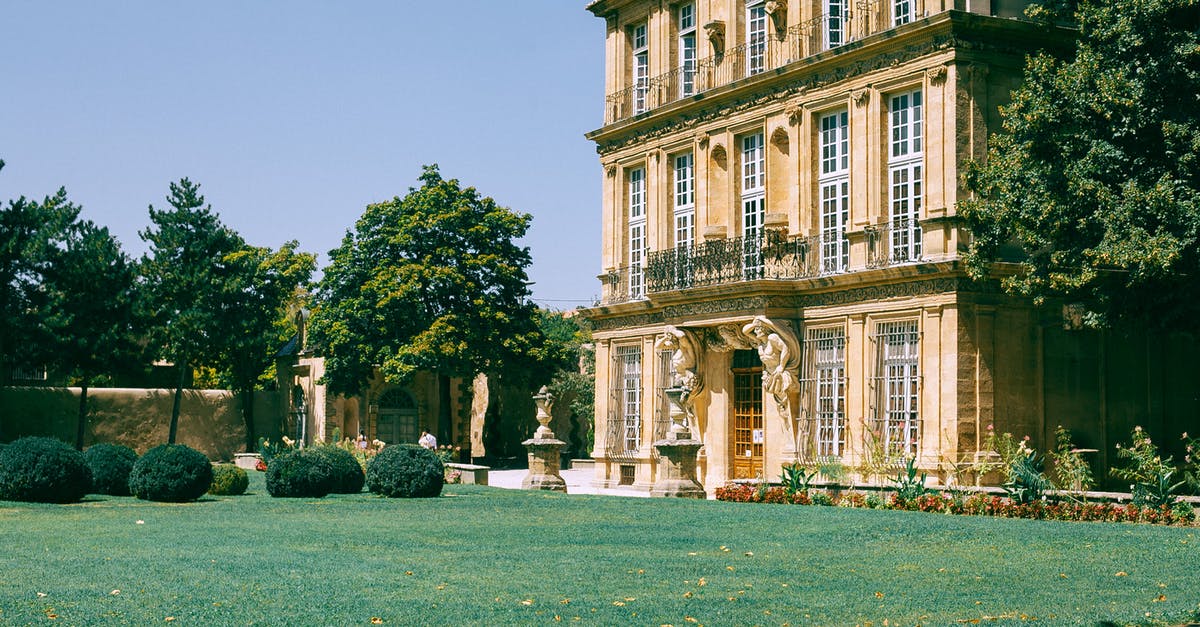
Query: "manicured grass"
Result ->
[[1, 473, 1197, 625]]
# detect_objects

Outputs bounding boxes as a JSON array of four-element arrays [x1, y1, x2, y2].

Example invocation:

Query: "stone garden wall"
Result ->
[[0, 386, 285, 460]]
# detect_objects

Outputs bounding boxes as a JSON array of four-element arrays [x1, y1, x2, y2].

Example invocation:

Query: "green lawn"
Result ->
[[1, 474, 1197, 626]]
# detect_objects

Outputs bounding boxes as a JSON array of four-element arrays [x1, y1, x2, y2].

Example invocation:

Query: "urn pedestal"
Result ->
[[521, 386, 567, 493]]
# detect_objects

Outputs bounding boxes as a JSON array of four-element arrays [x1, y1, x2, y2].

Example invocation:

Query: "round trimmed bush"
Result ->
[[0, 437, 92, 503], [128, 444, 213, 502], [312, 446, 365, 494], [366, 444, 443, 498], [266, 448, 337, 498], [208, 463, 249, 496], [83, 443, 138, 496]]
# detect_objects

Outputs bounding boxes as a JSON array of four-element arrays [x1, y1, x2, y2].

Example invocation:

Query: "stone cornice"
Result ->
[[584, 267, 1000, 332], [586, 11, 1071, 156]]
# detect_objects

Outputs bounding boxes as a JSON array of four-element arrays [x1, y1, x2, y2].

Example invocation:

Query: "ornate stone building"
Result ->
[[581, 0, 1197, 493]]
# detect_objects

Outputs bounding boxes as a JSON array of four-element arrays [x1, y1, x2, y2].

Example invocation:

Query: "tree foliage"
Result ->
[[960, 0, 1200, 330], [216, 241, 315, 451], [0, 160, 80, 372], [139, 179, 246, 442], [309, 165, 543, 398], [38, 219, 143, 448]]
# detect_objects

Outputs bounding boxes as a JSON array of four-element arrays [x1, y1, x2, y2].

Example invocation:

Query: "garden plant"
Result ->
[[128, 444, 213, 503], [0, 436, 91, 504], [83, 442, 138, 496], [208, 464, 249, 496], [366, 444, 443, 498]]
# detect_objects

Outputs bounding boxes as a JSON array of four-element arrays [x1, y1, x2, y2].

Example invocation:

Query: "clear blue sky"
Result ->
[[0, 1, 604, 308]]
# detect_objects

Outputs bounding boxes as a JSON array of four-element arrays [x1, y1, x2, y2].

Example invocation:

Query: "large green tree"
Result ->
[[38, 220, 143, 449], [309, 165, 543, 442], [216, 242, 315, 452], [960, 0, 1200, 331], [139, 179, 245, 443], [0, 160, 80, 374]]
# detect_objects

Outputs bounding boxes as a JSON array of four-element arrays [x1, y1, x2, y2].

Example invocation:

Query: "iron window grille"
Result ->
[[868, 320, 921, 461], [607, 344, 643, 461]]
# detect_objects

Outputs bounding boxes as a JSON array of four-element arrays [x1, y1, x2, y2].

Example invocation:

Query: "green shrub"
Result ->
[[208, 464, 249, 496], [312, 446, 364, 494], [0, 437, 92, 503], [266, 448, 337, 498], [128, 444, 213, 502], [83, 443, 138, 496], [366, 444, 443, 498]]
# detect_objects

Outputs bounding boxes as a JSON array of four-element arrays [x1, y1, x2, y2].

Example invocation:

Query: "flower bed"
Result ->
[[714, 483, 1197, 526]]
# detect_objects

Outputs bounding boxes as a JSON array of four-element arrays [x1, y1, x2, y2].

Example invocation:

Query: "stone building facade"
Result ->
[[581, 0, 1198, 494]]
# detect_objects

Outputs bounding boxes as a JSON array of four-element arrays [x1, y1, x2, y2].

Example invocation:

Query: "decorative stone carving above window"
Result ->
[[696, 132, 710, 149], [784, 103, 804, 125], [926, 65, 948, 84], [655, 326, 705, 402], [710, 142, 727, 167], [765, 0, 787, 35], [705, 323, 754, 352], [769, 125, 790, 148], [852, 88, 871, 107], [605, 164, 617, 178], [704, 21, 725, 55]]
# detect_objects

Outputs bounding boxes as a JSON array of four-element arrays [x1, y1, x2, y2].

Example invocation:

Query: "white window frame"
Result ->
[[615, 345, 643, 453], [747, 0, 768, 76], [825, 0, 847, 49], [678, 3, 697, 97], [819, 110, 850, 273], [628, 167, 647, 298], [633, 23, 650, 114], [807, 327, 847, 458], [741, 132, 766, 278], [873, 320, 920, 459], [673, 152, 695, 249], [892, 0, 914, 26], [888, 90, 923, 263]]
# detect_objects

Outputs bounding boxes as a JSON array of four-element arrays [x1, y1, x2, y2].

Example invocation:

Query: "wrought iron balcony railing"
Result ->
[[603, 0, 919, 125], [864, 218, 922, 269], [598, 231, 854, 305]]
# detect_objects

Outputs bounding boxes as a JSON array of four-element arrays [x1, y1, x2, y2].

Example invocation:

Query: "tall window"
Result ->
[[889, 90, 922, 262], [892, 0, 914, 25], [819, 110, 850, 273], [633, 23, 649, 114], [873, 320, 920, 458], [615, 345, 643, 452], [673, 152, 695, 249], [628, 167, 647, 298], [804, 327, 846, 458], [741, 133, 766, 277], [825, 0, 847, 49], [747, 0, 768, 76], [678, 3, 697, 97]]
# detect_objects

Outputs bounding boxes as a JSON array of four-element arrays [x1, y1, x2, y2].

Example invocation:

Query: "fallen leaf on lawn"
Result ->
[[405, 571, 413, 576], [685, 616, 698, 623], [688, 552, 698, 556], [37, 592, 47, 598], [1115, 572, 1128, 577], [521, 600, 534, 606], [623, 597, 636, 602], [560, 599, 571, 605], [697, 578, 707, 586], [370, 618, 383, 625], [875, 592, 885, 598], [436, 584, 446, 591], [726, 566, 735, 571], [613, 601, 625, 607], [1059, 574, 1068, 579], [720, 546, 730, 552], [136, 520, 144, 525], [47, 614, 57, 620], [554, 616, 561, 622], [1153, 594, 1167, 602], [744, 552, 754, 556], [683, 591, 693, 599], [164, 618, 175, 623], [110, 590, 120, 595], [637, 569, 645, 574]]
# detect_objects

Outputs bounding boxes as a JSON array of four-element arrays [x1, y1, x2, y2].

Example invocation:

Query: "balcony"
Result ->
[[604, 0, 918, 126], [597, 219, 925, 307]]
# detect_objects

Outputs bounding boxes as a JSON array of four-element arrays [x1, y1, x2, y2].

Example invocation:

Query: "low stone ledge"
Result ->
[[446, 462, 490, 486]]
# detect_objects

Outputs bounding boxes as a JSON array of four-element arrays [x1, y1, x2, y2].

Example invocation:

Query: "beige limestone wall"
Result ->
[[0, 386, 284, 460]]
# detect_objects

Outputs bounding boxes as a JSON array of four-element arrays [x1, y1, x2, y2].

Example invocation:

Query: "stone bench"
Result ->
[[446, 462, 490, 486]]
